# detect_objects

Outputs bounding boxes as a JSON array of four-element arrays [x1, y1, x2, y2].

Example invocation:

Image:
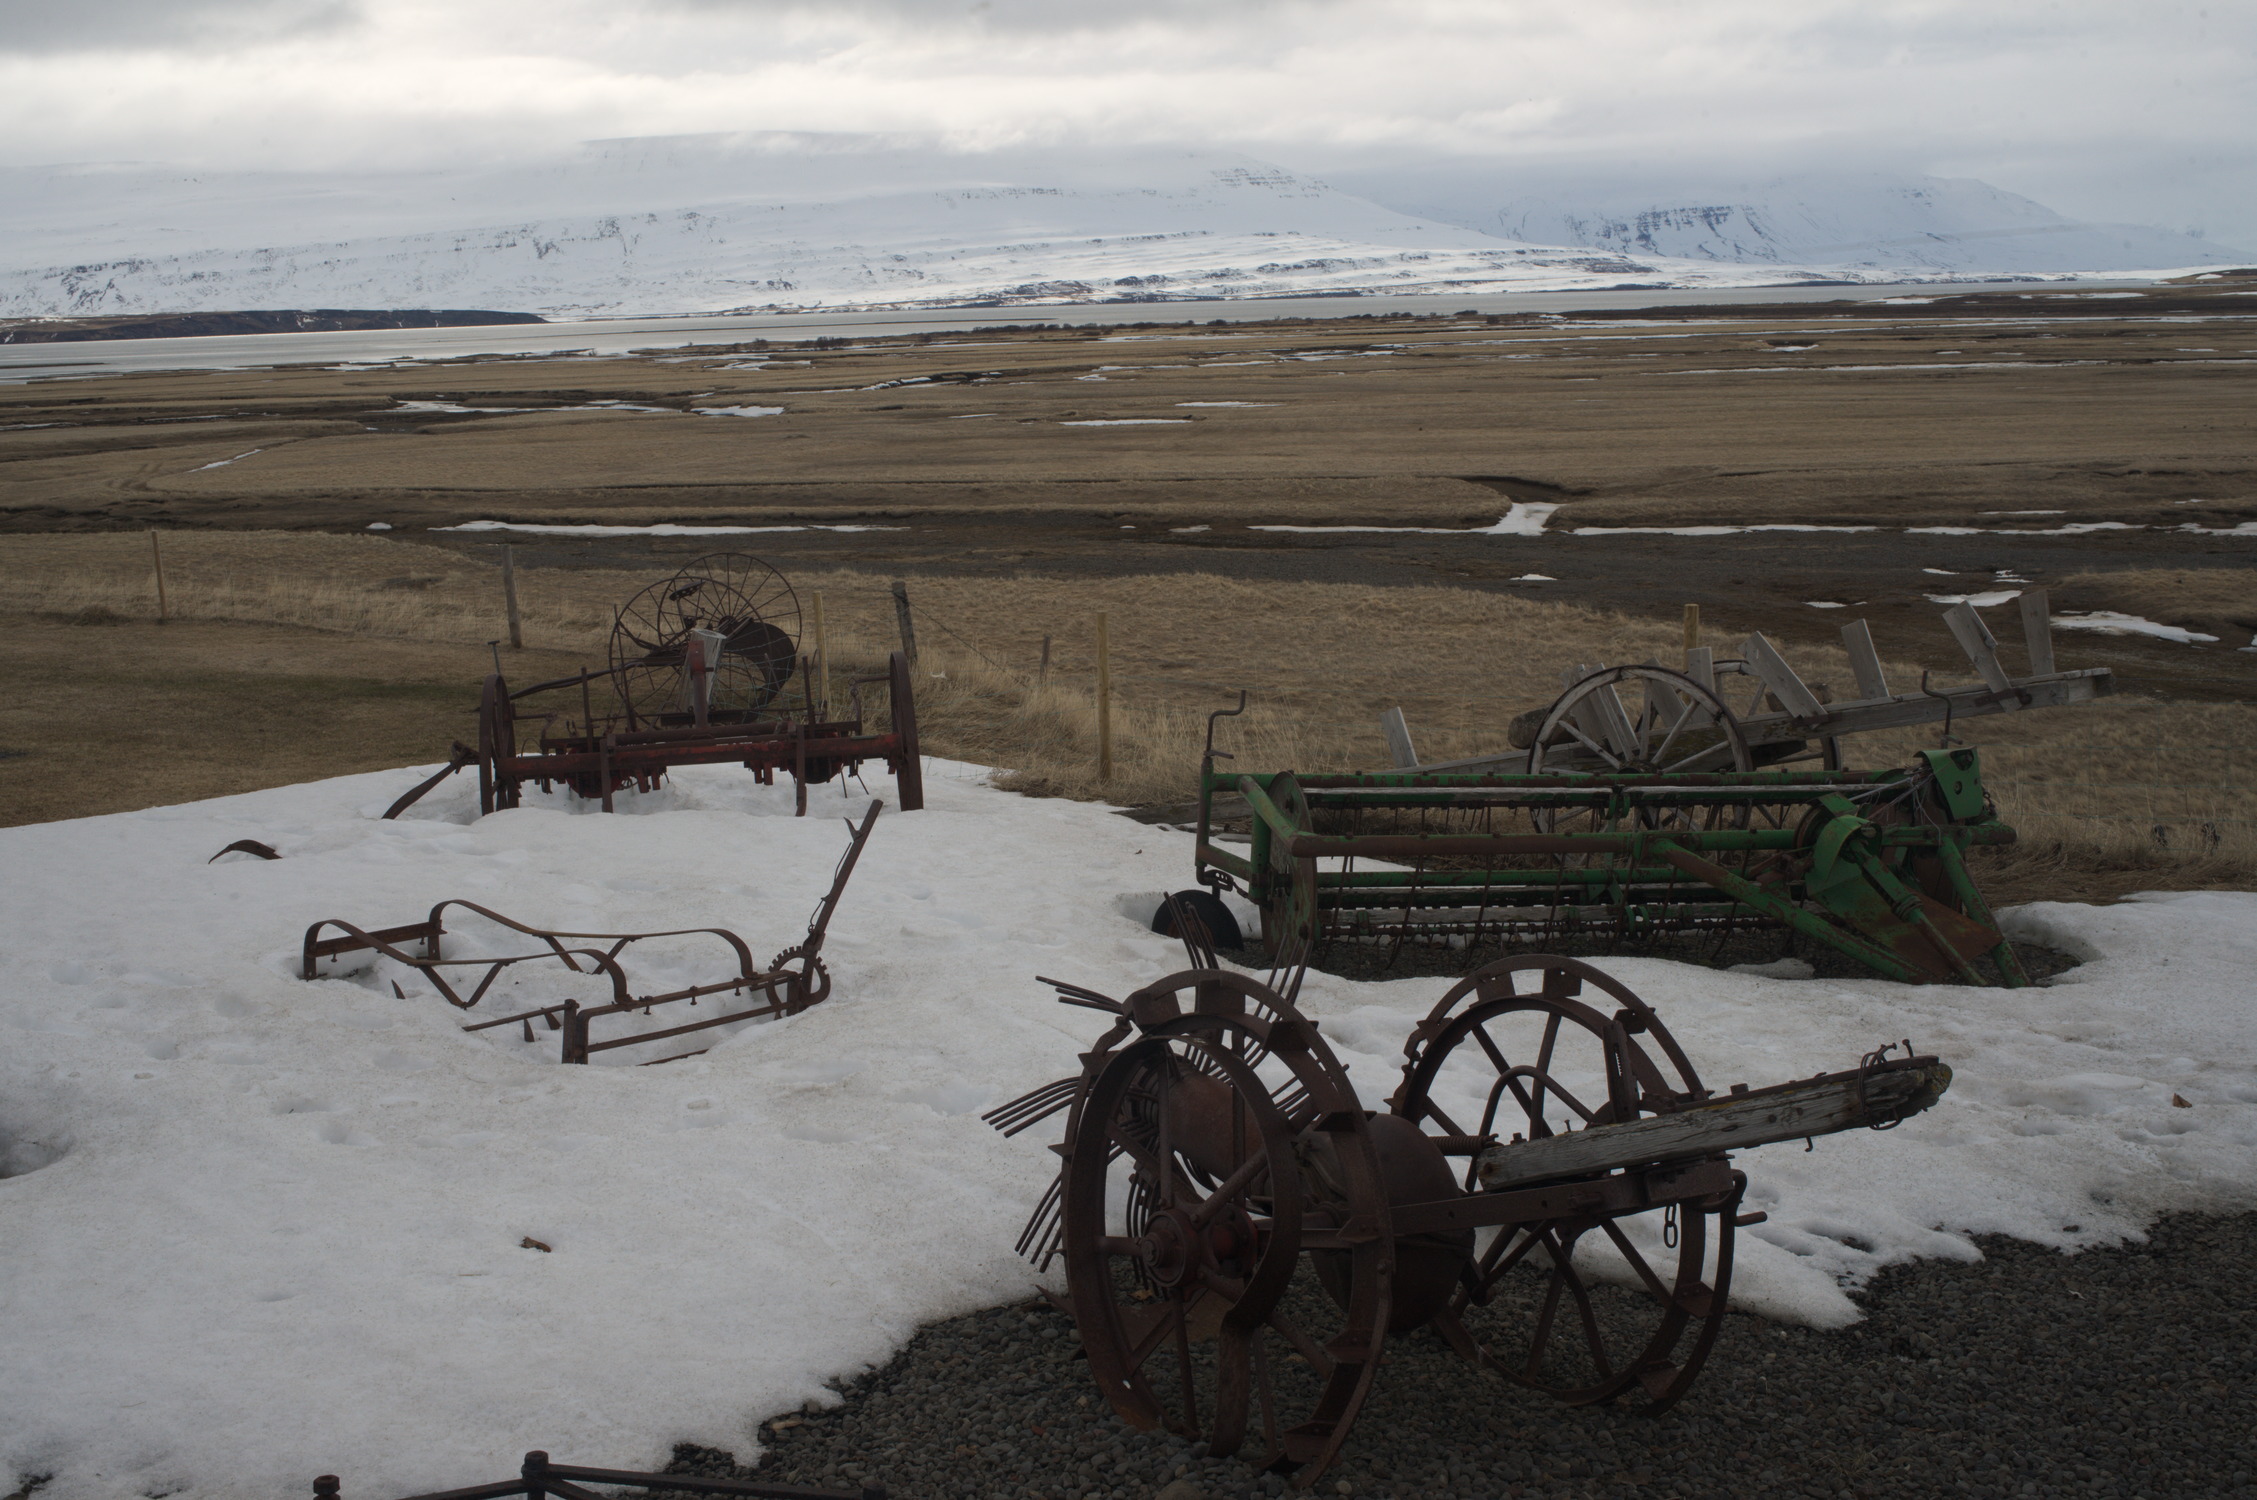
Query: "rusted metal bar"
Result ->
[[324, 1450, 883, 1500]]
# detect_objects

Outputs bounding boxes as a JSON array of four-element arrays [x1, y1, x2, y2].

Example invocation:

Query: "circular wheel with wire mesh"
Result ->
[[1384, 955, 1743, 1410], [605, 554, 801, 728]]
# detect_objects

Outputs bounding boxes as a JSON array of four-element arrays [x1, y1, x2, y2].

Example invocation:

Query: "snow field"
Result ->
[[2, 762, 2255, 1500]]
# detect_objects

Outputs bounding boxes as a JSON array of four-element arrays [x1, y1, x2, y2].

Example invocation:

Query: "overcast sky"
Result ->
[[3, 0, 2251, 245]]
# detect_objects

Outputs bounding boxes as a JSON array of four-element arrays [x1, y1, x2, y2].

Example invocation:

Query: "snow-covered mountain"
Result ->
[[1328, 167, 2248, 275], [0, 138, 1959, 320], [1, 140, 2231, 320]]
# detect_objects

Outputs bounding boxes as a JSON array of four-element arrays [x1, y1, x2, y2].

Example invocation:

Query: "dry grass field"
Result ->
[[0, 528, 2247, 905], [2, 288, 2249, 906]]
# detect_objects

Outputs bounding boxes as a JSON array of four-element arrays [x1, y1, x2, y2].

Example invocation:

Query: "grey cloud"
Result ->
[[0, 0, 361, 54], [651, 0, 1333, 34]]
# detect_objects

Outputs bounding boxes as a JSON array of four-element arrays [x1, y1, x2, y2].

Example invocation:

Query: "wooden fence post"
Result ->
[[1095, 613, 1113, 782], [1037, 634, 1052, 691], [1682, 602, 1700, 663], [890, 579, 918, 668], [810, 591, 828, 718], [149, 530, 168, 624], [502, 546, 524, 649]]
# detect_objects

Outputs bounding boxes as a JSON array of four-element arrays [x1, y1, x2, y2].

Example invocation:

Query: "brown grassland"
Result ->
[[1, 290, 2250, 908], [0, 527, 2248, 907]]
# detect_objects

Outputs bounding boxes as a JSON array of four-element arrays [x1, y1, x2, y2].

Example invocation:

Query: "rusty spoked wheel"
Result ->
[[1386, 955, 1740, 1410], [1061, 970, 1392, 1485], [607, 554, 800, 728]]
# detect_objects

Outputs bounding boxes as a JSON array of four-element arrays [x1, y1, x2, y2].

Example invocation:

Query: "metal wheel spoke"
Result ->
[[1264, 1306, 1337, 1378], [1187, 1148, 1270, 1228], [1599, 1217, 1679, 1305]]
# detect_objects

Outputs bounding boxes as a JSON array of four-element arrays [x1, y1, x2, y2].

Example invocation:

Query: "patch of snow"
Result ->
[[434, 520, 904, 538], [690, 405, 785, 418], [390, 401, 537, 414], [1170, 525, 1210, 534], [1252, 504, 1556, 537], [1570, 523, 1878, 537], [1510, 573, 1557, 582], [1805, 601, 1847, 609], [1979, 510, 2066, 517], [1926, 590, 2024, 608], [2, 769, 2256, 1499], [189, 448, 262, 471], [365, 522, 392, 532], [1059, 418, 1192, 426], [2053, 612, 2221, 645], [1174, 401, 1278, 408], [1922, 567, 1959, 575]]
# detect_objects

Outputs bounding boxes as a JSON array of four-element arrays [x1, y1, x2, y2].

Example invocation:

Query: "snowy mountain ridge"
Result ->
[[1331, 167, 2247, 275], [0, 139, 2229, 320]]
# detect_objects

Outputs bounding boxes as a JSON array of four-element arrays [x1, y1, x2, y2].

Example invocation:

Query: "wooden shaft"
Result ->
[[1682, 602, 1699, 656], [502, 546, 524, 649], [149, 529, 168, 623], [1095, 613, 1113, 782], [1475, 1056, 1950, 1190]]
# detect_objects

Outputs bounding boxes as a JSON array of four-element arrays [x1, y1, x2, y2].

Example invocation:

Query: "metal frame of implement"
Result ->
[[382, 554, 924, 820], [1195, 753, 2027, 986], [989, 917, 1952, 1488], [303, 804, 881, 1065], [313, 1450, 883, 1500], [1190, 600, 2120, 986]]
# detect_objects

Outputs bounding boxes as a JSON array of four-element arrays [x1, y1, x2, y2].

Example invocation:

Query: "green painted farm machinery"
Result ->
[[1183, 599, 2113, 987]]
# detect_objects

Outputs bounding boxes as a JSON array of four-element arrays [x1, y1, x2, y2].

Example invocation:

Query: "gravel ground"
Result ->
[[663, 1213, 2256, 1500]]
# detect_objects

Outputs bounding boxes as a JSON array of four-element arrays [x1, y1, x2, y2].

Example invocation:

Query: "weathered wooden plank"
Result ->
[[1681, 645, 1718, 728], [1474, 1058, 1952, 1189], [1942, 602, 2014, 696], [1380, 706, 1421, 770], [1735, 668, 2108, 744], [2019, 588, 2056, 677], [1841, 618, 1891, 701], [1740, 632, 1827, 718]]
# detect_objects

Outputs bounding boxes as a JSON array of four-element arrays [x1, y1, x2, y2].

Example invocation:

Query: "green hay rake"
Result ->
[[1187, 601, 2114, 987]]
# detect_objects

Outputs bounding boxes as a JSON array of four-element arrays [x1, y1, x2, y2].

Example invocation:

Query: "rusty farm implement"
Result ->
[[1184, 599, 2113, 986], [989, 912, 1951, 1486], [385, 553, 922, 819], [301, 804, 881, 1065]]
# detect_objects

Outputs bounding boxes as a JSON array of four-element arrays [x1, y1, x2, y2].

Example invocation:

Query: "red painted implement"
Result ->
[[385, 554, 923, 819]]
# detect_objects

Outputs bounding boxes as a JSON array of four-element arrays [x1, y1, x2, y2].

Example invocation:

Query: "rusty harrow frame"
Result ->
[[990, 905, 1952, 1487], [303, 804, 880, 1065]]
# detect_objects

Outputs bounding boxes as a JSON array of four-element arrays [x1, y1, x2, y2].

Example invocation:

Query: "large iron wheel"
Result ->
[[1062, 971, 1391, 1485], [606, 554, 800, 729], [1385, 955, 1739, 1410]]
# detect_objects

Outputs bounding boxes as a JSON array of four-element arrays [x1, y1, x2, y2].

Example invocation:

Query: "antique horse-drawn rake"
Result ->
[[1185, 601, 2114, 986], [302, 804, 881, 1065], [384, 553, 922, 819], [988, 908, 1950, 1486]]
